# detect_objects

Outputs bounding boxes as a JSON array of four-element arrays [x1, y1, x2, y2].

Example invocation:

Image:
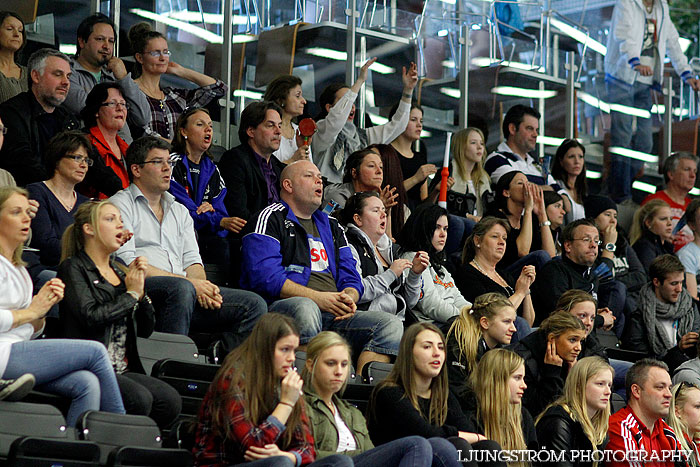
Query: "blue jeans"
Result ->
[[353, 435, 432, 466], [269, 297, 402, 356], [238, 453, 352, 466], [607, 80, 653, 202], [145, 276, 267, 346], [446, 215, 477, 257], [3, 339, 125, 426], [597, 280, 628, 338], [504, 250, 551, 276], [611, 358, 633, 398], [512, 316, 532, 345]]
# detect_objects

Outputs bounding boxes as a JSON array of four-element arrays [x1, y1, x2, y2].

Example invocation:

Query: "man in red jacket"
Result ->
[[607, 358, 687, 467]]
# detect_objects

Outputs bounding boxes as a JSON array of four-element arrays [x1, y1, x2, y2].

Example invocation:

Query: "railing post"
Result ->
[[663, 74, 673, 162], [222, 0, 234, 148], [459, 22, 470, 129], [346, 0, 358, 85], [565, 51, 576, 139], [358, 36, 367, 129]]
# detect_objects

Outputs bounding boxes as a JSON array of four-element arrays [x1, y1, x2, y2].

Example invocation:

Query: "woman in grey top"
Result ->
[[0, 11, 27, 104]]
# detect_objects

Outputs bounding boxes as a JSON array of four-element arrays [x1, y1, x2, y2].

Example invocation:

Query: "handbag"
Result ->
[[446, 190, 477, 218]]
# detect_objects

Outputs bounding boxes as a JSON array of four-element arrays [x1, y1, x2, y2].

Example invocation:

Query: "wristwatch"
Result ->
[[604, 242, 616, 252], [539, 221, 551, 227]]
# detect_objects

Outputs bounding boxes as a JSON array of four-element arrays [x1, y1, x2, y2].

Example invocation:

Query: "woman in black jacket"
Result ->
[[630, 199, 674, 274], [57, 201, 181, 428], [536, 357, 613, 467]]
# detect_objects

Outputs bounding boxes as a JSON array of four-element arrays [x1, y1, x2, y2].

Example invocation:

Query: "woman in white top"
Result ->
[[313, 58, 418, 183], [263, 75, 312, 164], [551, 139, 587, 223], [0, 186, 124, 426]]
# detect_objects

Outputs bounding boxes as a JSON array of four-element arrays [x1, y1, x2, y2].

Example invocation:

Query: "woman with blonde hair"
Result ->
[[368, 322, 502, 466], [630, 198, 674, 273], [668, 382, 700, 467], [302, 331, 457, 465], [450, 127, 491, 222], [58, 200, 181, 428], [446, 293, 517, 410], [536, 356, 613, 467], [470, 348, 537, 465]]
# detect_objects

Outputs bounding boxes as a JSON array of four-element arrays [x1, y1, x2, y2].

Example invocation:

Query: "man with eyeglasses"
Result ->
[[624, 254, 700, 374], [109, 136, 267, 353], [531, 219, 603, 325], [63, 14, 150, 144], [0, 48, 79, 186]]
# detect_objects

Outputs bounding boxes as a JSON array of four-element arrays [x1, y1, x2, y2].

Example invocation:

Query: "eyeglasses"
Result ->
[[140, 158, 174, 168], [572, 237, 602, 246], [101, 101, 129, 110], [0, 125, 6, 135], [64, 155, 93, 166], [145, 50, 171, 58]]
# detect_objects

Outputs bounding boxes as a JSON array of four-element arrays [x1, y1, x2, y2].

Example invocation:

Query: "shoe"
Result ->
[[0, 374, 35, 402]]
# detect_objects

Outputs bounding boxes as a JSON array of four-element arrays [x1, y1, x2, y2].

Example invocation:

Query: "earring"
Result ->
[[476, 244, 481, 248], [184, 135, 188, 140]]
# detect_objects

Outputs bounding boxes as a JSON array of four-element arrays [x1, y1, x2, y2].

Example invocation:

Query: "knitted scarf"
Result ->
[[638, 282, 694, 357]]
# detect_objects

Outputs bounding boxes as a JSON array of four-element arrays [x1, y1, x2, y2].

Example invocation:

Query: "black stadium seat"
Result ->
[[362, 361, 394, 385], [8, 436, 100, 466], [0, 401, 72, 460], [137, 332, 206, 376], [151, 359, 220, 417]]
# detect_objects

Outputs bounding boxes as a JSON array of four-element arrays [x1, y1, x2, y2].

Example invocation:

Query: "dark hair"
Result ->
[[374, 143, 407, 235], [342, 147, 380, 183], [490, 170, 522, 215], [502, 105, 540, 140], [238, 101, 283, 144], [44, 131, 92, 175], [125, 136, 171, 181], [625, 358, 669, 401], [263, 75, 303, 109], [543, 190, 563, 207], [550, 139, 588, 200], [388, 101, 422, 120], [76, 13, 115, 55], [0, 11, 26, 58], [317, 83, 349, 120], [128, 22, 165, 76], [172, 107, 212, 157], [649, 254, 685, 284], [561, 218, 597, 245], [397, 203, 449, 275], [687, 199, 700, 230], [462, 216, 511, 264], [81, 82, 124, 128], [663, 152, 699, 184], [338, 191, 381, 227]]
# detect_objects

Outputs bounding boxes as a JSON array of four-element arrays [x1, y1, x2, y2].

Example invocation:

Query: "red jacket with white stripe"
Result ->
[[607, 406, 685, 467]]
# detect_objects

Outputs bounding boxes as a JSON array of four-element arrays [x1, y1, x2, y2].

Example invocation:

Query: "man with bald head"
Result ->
[[241, 160, 403, 373]]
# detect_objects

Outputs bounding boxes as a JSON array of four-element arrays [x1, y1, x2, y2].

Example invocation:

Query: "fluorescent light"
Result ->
[[442, 60, 456, 68], [471, 57, 538, 70], [233, 90, 263, 99], [632, 180, 657, 193], [59, 44, 77, 55], [364, 89, 375, 108], [368, 113, 389, 125], [549, 17, 607, 55], [578, 91, 652, 119], [609, 103, 650, 118], [609, 146, 658, 163], [536, 136, 582, 146], [167, 11, 256, 25], [440, 87, 461, 99], [491, 86, 558, 98], [421, 130, 432, 138], [577, 91, 610, 113], [586, 170, 602, 179], [440, 0, 456, 4], [437, 29, 449, 37], [679, 37, 692, 53], [232, 34, 256, 43], [691, 188, 700, 196], [303, 48, 394, 74], [651, 104, 690, 117], [130, 8, 222, 43]]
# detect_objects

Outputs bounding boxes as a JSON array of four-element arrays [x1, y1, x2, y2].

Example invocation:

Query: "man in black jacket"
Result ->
[[0, 48, 80, 186], [531, 219, 600, 325]]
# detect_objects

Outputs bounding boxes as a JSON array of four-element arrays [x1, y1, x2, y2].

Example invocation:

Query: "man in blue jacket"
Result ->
[[241, 160, 402, 373]]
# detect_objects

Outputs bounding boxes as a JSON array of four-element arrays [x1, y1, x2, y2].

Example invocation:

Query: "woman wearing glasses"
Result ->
[[128, 22, 226, 141], [26, 131, 91, 281], [81, 82, 132, 199]]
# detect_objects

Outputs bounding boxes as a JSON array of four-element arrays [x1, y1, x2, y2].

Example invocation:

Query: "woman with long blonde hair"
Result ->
[[451, 127, 491, 222], [471, 348, 537, 466], [446, 293, 517, 410], [194, 313, 352, 466], [668, 382, 700, 467], [536, 357, 613, 467], [630, 198, 674, 273]]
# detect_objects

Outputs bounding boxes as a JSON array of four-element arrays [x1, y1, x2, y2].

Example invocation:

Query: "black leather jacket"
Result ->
[[57, 250, 155, 374]]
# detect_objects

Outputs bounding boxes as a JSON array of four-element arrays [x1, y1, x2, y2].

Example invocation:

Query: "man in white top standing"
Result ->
[[605, 0, 699, 203]]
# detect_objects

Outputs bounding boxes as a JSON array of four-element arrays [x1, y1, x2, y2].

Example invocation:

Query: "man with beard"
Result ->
[[623, 254, 700, 373], [63, 14, 150, 143], [0, 49, 79, 186]]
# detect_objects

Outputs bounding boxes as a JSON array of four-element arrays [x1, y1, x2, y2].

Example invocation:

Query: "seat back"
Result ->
[[8, 437, 100, 466], [137, 332, 204, 375], [362, 361, 394, 385], [152, 359, 220, 416], [0, 401, 69, 458], [77, 411, 162, 464], [107, 446, 193, 467], [611, 393, 626, 414]]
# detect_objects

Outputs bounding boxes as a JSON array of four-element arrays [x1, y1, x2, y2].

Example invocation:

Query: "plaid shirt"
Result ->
[[193, 376, 316, 466], [144, 79, 226, 140]]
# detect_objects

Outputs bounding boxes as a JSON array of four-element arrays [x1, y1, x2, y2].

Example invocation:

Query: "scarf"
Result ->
[[332, 122, 367, 172], [638, 282, 694, 357]]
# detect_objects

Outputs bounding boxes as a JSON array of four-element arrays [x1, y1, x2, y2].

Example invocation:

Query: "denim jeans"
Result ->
[[607, 80, 653, 202], [504, 250, 551, 276], [237, 453, 353, 467], [116, 372, 181, 429], [446, 215, 477, 257], [597, 280, 628, 338], [145, 276, 267, 346], [352, 435, 432, 466], [269, 297, 403, 356], [3, 339, 125, 426], [611, 358, 633, 398]]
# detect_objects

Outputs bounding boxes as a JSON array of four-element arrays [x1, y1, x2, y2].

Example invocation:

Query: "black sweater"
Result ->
[[632, 230, 674, 274], [368, 385, 475, 446]]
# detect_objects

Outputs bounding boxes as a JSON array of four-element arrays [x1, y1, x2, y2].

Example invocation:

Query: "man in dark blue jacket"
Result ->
[[241, 160, 402, 373]]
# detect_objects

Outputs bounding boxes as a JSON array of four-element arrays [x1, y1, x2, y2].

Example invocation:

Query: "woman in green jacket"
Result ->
[[302, 331, 461, 466]]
